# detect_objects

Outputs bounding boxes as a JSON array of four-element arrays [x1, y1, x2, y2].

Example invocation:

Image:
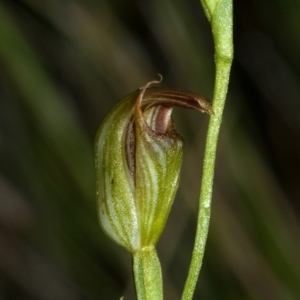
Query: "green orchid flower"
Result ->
[[95, 76, 213, 252]]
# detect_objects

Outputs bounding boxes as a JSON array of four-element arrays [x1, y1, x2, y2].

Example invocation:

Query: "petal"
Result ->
[[135, 113, 184, 247], [131, 79, 212, 247], [95, 94, 139, 251]]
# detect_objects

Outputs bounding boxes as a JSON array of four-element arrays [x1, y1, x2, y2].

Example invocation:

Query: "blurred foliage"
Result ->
[[0, 0, 300, 299]]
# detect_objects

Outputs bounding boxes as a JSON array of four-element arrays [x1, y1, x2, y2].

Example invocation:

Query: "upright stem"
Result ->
[[182, 0, 233, 299], [182, 58, 232, 300], [133, 247, 163, 300]]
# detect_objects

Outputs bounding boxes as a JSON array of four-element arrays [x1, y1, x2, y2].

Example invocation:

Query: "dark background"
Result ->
[[1, 0, 300, 299]]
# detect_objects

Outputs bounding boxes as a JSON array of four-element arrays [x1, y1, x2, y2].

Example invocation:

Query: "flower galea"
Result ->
[[95, 76, 213, 252]]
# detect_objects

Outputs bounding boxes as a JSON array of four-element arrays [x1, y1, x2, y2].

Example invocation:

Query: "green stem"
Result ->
[[182, 0, 233, 299], [182, 57, 232, 300], [133, 247, 163, 300]]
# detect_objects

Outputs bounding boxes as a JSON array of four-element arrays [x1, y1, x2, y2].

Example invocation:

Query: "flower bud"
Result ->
[[95, 76, 213, 252]]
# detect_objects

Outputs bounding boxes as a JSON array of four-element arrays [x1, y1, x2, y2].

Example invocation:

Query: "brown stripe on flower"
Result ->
[[125, 75, 213, 183]]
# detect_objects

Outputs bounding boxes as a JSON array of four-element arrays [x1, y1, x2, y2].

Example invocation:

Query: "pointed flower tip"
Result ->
[[95, 75, 212, 252], [139, 74, 214, 117]]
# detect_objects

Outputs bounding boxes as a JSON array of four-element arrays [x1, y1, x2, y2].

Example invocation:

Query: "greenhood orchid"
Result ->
[[95, 76, 213, 252]]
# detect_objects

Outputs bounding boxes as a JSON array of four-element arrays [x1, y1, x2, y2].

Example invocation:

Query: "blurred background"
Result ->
[[1, 0, 300, 299]]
